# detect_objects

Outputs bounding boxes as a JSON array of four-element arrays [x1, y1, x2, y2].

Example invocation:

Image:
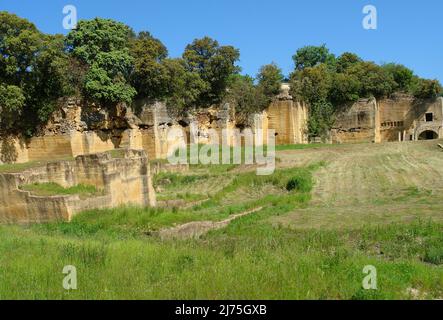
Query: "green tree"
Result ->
[[27, 34, 73, 123], [0, 84, 25, 131], [183, 36, 240, 107], [307, 100, 335, 141], [292, 45, 335, 71], [410, 77, 442, 99], [0, 12, 71, 134], [66, 18, 136, 105], [289, 64, 332, 104], [0, 11, 42, 85], [66, 18, 132, 64], [329, 72, 360, 105], [225, 74, 268, 124], [346, 61, 395, 98], [290, 64, 335, 140], [129, 31, 170, 100], [257, 63, 284, 98], [162, 58, 207, 116], [336, 52, 362, 73], [382, 63, 414, 92], [83, 51, 136, 104]]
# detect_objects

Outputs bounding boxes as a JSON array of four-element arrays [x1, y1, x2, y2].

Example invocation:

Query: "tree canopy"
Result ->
[[183, 36, 240, 107], [1, 12, 442, 138], [129, 32, 169, 101], [66, 18, 136, 104], [290, 45, 442, 140], [257, 63, 284, 98], [292, 44, 335, 71], [0, 12, 71, 134], [225, 63, 284, 125]]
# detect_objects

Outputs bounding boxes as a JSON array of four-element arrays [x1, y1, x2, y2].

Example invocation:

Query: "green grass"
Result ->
[[154, 172, 210, 188], [275, 143, 346, 151], [0, 157, 75, 173], [0, 161, 48, 173], [285, 172, 313, 192], [20, 182, 101, 199], [0, 216, 442, 299], [1, 143, 443, 300]]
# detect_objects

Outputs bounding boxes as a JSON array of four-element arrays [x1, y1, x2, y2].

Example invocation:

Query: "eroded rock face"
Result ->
[[43, 97, 86, 135], [0, 150, 156, 224], [0, 84, 310, 165], [332, 95, 443, 144], [135, 100, 174, 127], [44, 98, 140, 135], [331, 98, 379, 144]]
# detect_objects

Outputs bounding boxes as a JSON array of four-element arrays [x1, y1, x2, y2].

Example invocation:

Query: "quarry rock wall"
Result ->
[[0, 85, 310, 165], [0, 136, 29, 164], [0, 129, 143, 165], [267, 99, 308, 145], [379, 95, 443, 141], [0, 150, 156, 224], [332, 95, 442, 143], [331, 98, 380, 144], [2, 93, 441, 166]]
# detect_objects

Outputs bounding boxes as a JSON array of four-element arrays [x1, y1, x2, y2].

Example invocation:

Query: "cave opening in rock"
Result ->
[[418, 130, 438, 140]]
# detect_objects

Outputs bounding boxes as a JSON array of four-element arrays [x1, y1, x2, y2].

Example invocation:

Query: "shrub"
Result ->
[[410, 78, 442, 99], [286, 174, 312, 193]]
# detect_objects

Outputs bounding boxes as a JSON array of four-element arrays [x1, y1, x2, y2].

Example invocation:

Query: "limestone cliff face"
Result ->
[[0, 84, 311, 164], [267, 99, 308, 145], [331, 98, 380, 144], [0, 150, 156, 224], [332, 95, 443, 143], [378, 94, 443, 141]]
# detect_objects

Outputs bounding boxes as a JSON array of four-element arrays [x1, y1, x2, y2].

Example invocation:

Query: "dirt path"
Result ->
[[157, 207, 263, 240]]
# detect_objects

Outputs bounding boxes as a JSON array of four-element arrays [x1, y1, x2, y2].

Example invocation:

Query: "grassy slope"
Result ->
[[0, 157, 75, 174], [0, 141, 442, 299], [20, 183, 100, 198], [0, 161, 49, 174]]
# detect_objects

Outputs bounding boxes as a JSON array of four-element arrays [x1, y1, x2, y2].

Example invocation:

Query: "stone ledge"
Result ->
[[0, 150, 156, 224]]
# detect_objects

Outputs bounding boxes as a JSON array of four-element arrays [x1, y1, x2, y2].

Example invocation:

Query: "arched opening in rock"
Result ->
[[418, 130, 439, 140]]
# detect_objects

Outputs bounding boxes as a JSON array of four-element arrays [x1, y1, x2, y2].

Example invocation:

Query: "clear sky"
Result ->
[[1, 0, 442, 81]]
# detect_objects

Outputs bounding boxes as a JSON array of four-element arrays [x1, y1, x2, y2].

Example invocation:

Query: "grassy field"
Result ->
[[0, 140, 442, 299], [20, 183, 101, 199]]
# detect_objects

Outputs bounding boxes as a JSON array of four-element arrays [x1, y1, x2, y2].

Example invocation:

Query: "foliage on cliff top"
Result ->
[[226, 63, 284, 125], [1, 13, 441, 137], [290, 45, 443, 139], [0, 12, 242, 134], [0, 12, 73, 135]]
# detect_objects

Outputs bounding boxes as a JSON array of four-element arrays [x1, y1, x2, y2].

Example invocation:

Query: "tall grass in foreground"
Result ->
[[0, 220, 441, 300], [0, 163, 442, 300]]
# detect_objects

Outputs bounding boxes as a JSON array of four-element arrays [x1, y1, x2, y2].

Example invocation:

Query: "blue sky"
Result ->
[[1, 0, 442, 81]]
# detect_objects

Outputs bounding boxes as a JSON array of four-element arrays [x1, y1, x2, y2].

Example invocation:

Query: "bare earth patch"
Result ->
[[157, 207, 263, 240]]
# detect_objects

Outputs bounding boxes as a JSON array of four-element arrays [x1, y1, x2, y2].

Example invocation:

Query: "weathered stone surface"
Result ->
[[333, 95, 443, 144], [0, 136, 29, 164], [0, 150, 156, 224], [43, 97, 87, 135], [135, 100, 173, 127], [267, 99, 308, 145], [0, 85, 309, 165], [331, 98, 380, 144]]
